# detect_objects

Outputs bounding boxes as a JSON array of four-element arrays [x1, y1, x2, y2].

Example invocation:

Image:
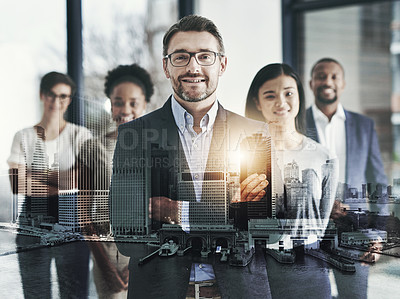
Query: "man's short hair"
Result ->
[[310, 57, 345, 78], [162, 15, 225, 56], [40, 72, 77, 96]]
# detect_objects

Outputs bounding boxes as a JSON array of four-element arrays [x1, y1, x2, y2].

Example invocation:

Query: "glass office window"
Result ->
[[82, 0, 178, 136], [299, 2, 393, 180], [0, 0, 67, 222]]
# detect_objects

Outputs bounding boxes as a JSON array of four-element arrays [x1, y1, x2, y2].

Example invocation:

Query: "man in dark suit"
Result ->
[[306, 58, 388, 299], [306, 57, 387, 189], [109, 15, 272, 298]]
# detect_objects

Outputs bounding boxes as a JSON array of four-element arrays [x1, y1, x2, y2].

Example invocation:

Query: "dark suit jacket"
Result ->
[[109, 97, 271, 238], [306, 107, 387, 188], [109, 98, 273, 298]]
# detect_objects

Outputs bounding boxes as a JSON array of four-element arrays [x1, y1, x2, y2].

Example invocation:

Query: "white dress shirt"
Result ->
[[312, 103, 346, 183], [171, 96, 218, 231]]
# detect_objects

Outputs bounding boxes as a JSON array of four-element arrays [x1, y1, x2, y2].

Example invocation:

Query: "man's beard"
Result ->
[[172, 74, 215, 102], [316, 88, 337, 105], [176, 86, 208, 102]]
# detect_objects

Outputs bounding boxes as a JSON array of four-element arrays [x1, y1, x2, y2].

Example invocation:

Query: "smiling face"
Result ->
[[310, 61, 345, 106], [40, 83, 72, 119], [255, 75, 300, 127], [162, 31, 227, 104], [110, 82, 146, 126]]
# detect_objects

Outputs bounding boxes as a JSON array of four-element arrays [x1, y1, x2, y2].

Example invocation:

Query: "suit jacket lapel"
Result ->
[[154, 98, 193, 199], [206, 103, 227, 173], [344, 110, 353, 184], [306, 107, 320, 143], [158, 97, 190, 169], [158, 97, 180, 149]]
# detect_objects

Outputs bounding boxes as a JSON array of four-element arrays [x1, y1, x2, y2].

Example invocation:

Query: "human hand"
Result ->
[[89, 242, 129, 292], [107, 266, 129, 293], [239, 173, 268, 202], [149, 197, 179, 224], [361, 241, 382, 265]]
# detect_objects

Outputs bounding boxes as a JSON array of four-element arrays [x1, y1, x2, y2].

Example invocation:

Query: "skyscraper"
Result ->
[[321, 159, 337, 219], [16, 127, 50, 226], [302, 168, 319, 218], [284, 160, 300, 184], [177, 124, 229, 226], [239, 134, 273, 223], [110, 120, 152, 236]]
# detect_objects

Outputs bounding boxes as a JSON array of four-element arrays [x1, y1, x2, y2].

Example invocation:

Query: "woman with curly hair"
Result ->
[[104, 64, 154, 128], [79, 64, 154, 299]]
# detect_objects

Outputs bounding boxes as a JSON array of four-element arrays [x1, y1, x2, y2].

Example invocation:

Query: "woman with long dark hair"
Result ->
[[245, 63, 337, 237], [245, 62, 338, 298]]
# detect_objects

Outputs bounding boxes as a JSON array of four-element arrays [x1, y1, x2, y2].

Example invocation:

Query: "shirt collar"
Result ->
[[312, 102, 346, 123], [171, 95, 219, 134], [335, 103, 346, 120]]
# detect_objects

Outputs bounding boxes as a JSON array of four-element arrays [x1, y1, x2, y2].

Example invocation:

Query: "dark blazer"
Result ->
[[109, 98, 272, 298], [306, 107, 387, 188], [109, 97, 271, 235]]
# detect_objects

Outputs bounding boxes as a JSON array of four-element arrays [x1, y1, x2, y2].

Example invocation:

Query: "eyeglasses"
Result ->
[[45, 91, 71, 103], [164, 51, 223, 67]]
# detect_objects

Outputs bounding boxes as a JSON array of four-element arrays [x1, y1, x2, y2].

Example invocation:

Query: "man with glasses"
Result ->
[[110, 15, 272, 298], [45, 90, 72, 103]]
